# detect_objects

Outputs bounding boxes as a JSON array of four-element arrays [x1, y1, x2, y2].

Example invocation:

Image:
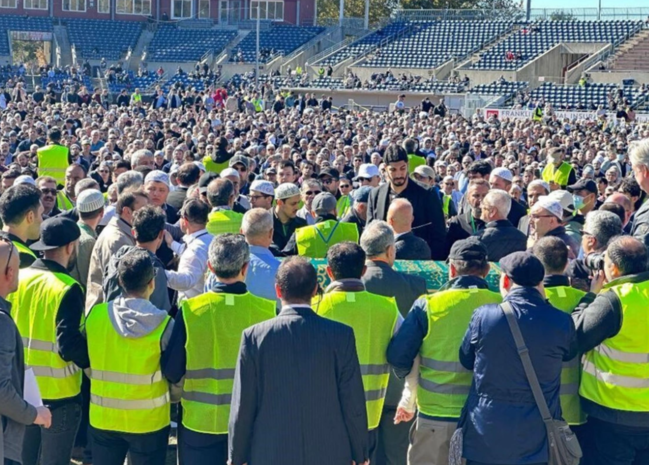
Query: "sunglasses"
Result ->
[[40, 188, 57, 195], [322, 178, 336, 184], [305, 190, 321, 196], [340, 184, 351, 189]]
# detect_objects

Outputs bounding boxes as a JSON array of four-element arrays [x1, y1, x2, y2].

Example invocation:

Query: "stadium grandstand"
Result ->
[[0, 6, 648, 117]]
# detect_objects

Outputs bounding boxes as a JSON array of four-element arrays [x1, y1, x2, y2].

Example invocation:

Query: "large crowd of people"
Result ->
[[0, 75, 648, 465]]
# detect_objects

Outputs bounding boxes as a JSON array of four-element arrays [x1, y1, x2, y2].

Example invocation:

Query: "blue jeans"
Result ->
[[22, 401, 82, 465], [588, 417, 649, 465]]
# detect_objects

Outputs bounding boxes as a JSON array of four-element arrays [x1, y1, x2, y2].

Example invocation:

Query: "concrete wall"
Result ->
[[588, 69, 649, 84], [516, 44, 565, 87], [286, 87, 466, 110], [459, 69, 517, 86], [565, 43, 611, 84]]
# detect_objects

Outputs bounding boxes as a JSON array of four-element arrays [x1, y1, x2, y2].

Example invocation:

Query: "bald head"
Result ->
[[387, 198, 414, 234], [605, 192, 633, 226]]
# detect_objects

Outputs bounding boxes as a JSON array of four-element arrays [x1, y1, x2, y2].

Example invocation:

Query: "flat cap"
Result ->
[[312, 192, 337, 215], [448, 237, 488, 262], [229, 154, 249, 169], [352, 186, 372, 204], [500, 252, 545, 287]]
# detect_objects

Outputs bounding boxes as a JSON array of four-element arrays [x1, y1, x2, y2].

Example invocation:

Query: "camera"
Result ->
[[584, 253, 605, 272]]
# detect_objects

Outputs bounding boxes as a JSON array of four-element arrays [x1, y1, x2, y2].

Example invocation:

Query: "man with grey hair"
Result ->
[[477, 189, 527, 262], [243, 208, 281, 305], [629, 139, 649, 246], [567, 209, 622, 291], [99, 170, 144, 228], [518, 179, 550, 234], [131, 149, 155, 169], [162, 233, 275, 465], [359, 220, 427, 463]]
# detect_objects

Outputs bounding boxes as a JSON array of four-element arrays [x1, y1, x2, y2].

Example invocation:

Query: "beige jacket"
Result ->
[[85, 216, 135, 314]]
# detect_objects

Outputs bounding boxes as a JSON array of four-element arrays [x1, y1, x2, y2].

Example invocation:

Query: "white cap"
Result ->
[[193, 161, 206, 172], [220, 168, 240, 179], [144, 170, 170, 187], [532, 196, 563, 221], [275, 183, 301, 200], [250, 180, 275, 197], [355, 163, 380, 180], [77, 189, 105, 213], [491, 167, 513, 183], [548, 190, 575, 213], [14, 175, 36, 186]]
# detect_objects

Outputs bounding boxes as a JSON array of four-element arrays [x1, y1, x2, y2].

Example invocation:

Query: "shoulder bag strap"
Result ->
[[501, 302, 553, 422]]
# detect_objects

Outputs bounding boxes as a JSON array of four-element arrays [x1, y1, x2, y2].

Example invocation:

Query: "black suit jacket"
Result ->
[[476, 219, 528, 262], [395, 231, 432, 261], [362, 260, 427, 407], [367, 180, 447, 260], [228, 305, 368, 465], [166, 187, 188, 212]]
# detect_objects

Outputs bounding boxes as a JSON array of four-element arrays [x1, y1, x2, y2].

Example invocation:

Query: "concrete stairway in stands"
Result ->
[[611, 29, 649, 71]]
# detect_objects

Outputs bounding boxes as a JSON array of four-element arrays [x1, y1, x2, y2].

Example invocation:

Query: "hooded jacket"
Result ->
[[103, 246, 172, 313]]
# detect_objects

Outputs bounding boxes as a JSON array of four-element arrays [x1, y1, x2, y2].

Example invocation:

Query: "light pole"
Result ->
[[255, 1, 260, 89]]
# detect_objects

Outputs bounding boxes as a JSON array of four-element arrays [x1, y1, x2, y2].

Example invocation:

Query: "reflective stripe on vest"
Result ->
[[181, 291, 275, 434], [9, 268, 82, 400], [87, 302, 170, 433], [206, 209, 243, 236], [542, 162, 573, 187], [580, 280, 649, 412], [418, 287, 502, 418], [545, 285, 587, 425], [295, 220, 359, 258], [314, 290, 399, 430], [37, 144, 69, 187], [202, 155, 230, 175]]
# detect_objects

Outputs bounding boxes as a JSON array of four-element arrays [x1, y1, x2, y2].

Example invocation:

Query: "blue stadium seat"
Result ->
[[68, 19, 142, 61], [229, 25, 325, 63], [469, 20, 643, 71], [149, 25, 237, 62]]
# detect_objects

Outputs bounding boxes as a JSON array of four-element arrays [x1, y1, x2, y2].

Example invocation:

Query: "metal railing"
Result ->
[[309, 36, 357, 65], [346, 21, 415, 68], [394, 7, 649, 22]]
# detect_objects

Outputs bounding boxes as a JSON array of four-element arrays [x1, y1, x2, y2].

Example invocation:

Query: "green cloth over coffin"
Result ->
[[310, 260, 502, 293]]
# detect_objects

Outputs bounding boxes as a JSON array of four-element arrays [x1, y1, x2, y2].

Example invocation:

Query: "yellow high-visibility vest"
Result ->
[[314, 290, 398, 430], [418, 288, 501, 418], [86, 302, 171, 433], [181, 291, 275, 434], [37, 144, 69, 187], [9, 268, 82, 400], [580, 280, 649, 413], [545, 285, 587, 425]]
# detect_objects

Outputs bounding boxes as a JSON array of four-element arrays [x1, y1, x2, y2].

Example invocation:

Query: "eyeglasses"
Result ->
[[40, 188, 57, 195], [0, 236, 14, 275], [305, 190, 321, 196]]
